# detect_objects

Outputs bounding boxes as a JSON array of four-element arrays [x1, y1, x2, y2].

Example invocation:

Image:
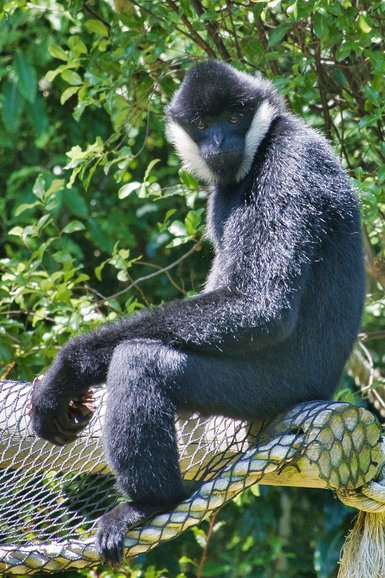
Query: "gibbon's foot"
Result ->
[[96, 502, 173, 566]]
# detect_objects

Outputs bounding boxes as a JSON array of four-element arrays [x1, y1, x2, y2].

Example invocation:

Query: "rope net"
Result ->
[[0, 379, 383, 575]]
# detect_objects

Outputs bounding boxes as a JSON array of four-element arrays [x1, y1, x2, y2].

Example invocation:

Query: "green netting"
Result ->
[[0, 379, 383, 575]]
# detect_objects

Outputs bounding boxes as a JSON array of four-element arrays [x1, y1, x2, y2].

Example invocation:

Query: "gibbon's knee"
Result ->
[[106, 339, 165, 391], [107, 339, 187, 389]]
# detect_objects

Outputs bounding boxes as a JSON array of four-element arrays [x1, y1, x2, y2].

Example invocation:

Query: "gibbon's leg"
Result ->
[[102, 338, 299, 501], [103, 339, 187, 506], [96, 338, 294, 564], [97, 339, 186, 565]]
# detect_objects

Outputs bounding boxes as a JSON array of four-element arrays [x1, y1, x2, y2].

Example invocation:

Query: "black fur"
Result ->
[[30, 61, 365, 564]]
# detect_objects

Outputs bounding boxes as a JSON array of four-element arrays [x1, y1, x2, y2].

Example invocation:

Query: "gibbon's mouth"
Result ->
[[203, 149, 245, 182], [203, 148, 243, 158]]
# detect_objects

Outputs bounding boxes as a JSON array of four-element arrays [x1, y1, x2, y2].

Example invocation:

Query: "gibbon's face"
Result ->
[[166, 61, 277, 184]]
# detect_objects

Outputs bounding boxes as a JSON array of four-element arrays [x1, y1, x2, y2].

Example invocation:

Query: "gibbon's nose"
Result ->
[[212, 129, 224, 147]]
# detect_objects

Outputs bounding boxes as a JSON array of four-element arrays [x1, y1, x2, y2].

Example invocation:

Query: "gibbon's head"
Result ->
[[166, 60, 284, 184]]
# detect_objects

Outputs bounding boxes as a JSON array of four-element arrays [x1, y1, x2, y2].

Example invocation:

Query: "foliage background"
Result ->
[[1, 0, 385, 576]]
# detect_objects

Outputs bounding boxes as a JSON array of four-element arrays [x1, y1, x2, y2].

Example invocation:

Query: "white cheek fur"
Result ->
[[236, 100, 276, 182], [166, 121, 216, 184], [166, 99, 276, 185]]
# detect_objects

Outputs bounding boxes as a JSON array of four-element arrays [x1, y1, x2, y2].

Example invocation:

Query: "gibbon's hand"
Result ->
[[29, 376, 95, 445]]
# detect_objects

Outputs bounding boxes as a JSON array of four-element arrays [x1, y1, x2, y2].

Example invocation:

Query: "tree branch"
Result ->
[[83, 2, 111, 29], [255, 14, 279, 76], [226, 1, 243, 61], [99, 241, 203, 305], [164, 0, 217, 58], [128, 0, 214, 57], [311, 24, 332, 139], [360, 331, 385, 343], [191, 0, 231, 61], [364, 227, 385, 291], [197, 510, 220, 578]]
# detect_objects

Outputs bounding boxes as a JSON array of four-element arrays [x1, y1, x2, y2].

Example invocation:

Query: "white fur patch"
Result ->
[[166, 121, 216, 183], [235, 100, 276, 182]]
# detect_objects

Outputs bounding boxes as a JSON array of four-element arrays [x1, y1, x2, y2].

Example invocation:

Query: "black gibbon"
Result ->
[[31, 61, 365, 564]]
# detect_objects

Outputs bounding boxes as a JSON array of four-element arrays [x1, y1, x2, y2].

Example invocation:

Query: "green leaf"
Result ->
[[32, 174, 46, 200], [64, 189, 89, 218], [27, 95, 49, 143], [46, 64, 69, 83], [377, 165, 385, 184], [179, 170, 199, 188], [95, 259, 108, 282], [336, 41, 354, 61], [1, 80, 24, 132], [52, 250, 73, 264], [360, 190, 378, 220], [313, 14, 329, 40], [164, 209, 177, 221], [144, 158, 160, 181], [63, 220, 86, 234], [117, 269, 129, 282], [118, 181, 141, 199], [68, 36, 88, 56], [14, 50, 37, 103], [168, 220, 187, 237], [287, 1, 298, 18], [61, 70, 82, 86], [48, 44, 68, 61], [8, 226, 24, 238], [46, 178, 65, 198], [60, 86, 80, 104], [0, 344, 12, 364], [15, 201, 41, 216], [184, 209, 204, 235], [358, 14, 372, 34], [268, 23, 291, 47], [82, 158, 102, 191], [65, 145, 84, 165], [85, 19, 109, 37], [358, 112, 381, 129], [249, 484, 260, 497], [37, 214, 51, 231]]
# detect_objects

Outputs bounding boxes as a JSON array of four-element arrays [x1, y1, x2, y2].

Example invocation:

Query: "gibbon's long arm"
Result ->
[[32, 173, 324, 407]]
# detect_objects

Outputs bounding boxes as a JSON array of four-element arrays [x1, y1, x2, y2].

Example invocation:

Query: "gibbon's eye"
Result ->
[[228, 115, 239, 125], [196, 120, 207, 130]]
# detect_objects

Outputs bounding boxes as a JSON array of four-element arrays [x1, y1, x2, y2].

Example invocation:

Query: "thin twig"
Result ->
[[129, 0, 210, 60], [83, 2, 111, 29], [226, 1, 243, 61], [98, 241, 202, 305], [364, 228, 385, 292], [0, 309, 56, 323], [360, 331, 385, 343], [137, 261, 186, 295], [311, 23, 332, 139], [255, 14, 279, 75], [164, 0, 217, 58], [191, 0, 231, 61], [0, 362, 15, 381], [197, 510, 220, 578]]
